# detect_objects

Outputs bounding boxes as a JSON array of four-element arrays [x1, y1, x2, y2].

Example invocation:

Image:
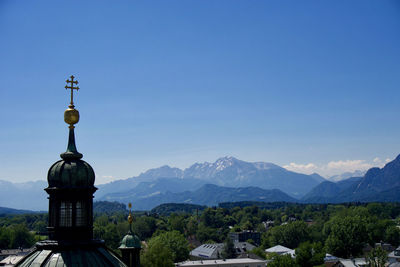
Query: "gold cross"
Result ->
[[65, 75, 79, 105]]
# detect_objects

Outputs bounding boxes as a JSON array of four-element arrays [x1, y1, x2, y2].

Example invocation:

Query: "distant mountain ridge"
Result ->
[[0, 206, 42, 215], [101, 183, 297, 210], [1, 156, 320, 210], [302, 177, 363, 203], [182, 157, 322, 197], [302, 155, 400, 203], [0, 180, 47, 210], [3, 155, 400, 211], [97, 156, 324, 200], [328, 170, 366, 182]]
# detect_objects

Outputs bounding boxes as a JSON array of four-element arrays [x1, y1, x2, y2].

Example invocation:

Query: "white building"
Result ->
[[389, 246, 400, 264], [190, 242, 256, 260], [265, 245, 295, 257]]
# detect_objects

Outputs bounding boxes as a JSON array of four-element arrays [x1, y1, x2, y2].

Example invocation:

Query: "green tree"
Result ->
[[94, 214, 110, 227], [132, 216, 157, 240], [266, 221, 310, 249], [32, 220, 47, 233], [366, 246, 387, 267], [10, 224, 35, 248], [103, 224, 121, 249], [268, 254, 298, 267], [367, 218, 393, 245], [148, 230, 189, 262], [242, 220, 254, 230], [141, 241, 174, 267], [168, 213, 185, 234], [93, 225, 106, 240], [221, 237, 236, 259], [295, 242, 324, 267], [201, 208, 224, 228], [196, 224, 219, 243], [384, 225, 400, 246], [324, 215, 368, 258], [250, 247, 266, 259], [0, 227, 11, 249], [186, 217, 198, 236], [367, 203, 390, 219]]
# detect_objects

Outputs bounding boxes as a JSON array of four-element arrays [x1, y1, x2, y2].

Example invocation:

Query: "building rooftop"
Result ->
[[0, 249, 32, 257], [190, 243, 224, 259], [265, 245, 292, 254], [324, 253, 339, 262], [190, 242, 256, 259], [0, 255, 26, 266], [177, 258, 266, 266], [15, 240, 126, 267], [336, 259, 357, 267]]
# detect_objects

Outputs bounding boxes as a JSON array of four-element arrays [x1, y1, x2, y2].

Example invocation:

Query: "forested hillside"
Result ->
[[1, 201, 399, 266]]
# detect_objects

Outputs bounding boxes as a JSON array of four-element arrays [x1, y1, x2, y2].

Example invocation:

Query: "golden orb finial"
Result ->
[[128, 203, 133, 224], [64, 75, 80, 128]]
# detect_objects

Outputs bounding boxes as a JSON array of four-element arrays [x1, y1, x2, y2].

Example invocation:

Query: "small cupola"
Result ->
[[119, 203, 142, 267]]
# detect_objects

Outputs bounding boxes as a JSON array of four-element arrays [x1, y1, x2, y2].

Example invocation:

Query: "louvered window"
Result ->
[[75, 201, 87, 226], [59, 201, 72, 227]]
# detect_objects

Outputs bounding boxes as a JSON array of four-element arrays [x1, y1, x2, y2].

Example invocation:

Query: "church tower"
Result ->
[[46, 75, 96, 241], [16, 76, 128, 266]]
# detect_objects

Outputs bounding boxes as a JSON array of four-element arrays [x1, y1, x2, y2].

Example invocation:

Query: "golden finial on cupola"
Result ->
[[64, 75, 80, 128], [128, 203, 133, 225]]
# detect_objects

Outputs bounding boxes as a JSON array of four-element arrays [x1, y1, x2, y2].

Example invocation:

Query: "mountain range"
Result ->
[[302, 154, 400, 203], [1, 155, 400, 210], [0, 180, 47, 211], [101, 183, 297, 210], [97, 156, 324, 199], [327, 170, 366, 182]]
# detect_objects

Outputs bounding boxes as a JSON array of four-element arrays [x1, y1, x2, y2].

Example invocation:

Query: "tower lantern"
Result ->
[[45, 75, 96, 240], [119, 203, 142, 267]]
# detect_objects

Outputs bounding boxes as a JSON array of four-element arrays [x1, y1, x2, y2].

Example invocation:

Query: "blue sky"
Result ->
[[1, 1, 399, 184]]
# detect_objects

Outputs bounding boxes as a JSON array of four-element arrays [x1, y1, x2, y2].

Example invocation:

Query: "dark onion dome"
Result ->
[[47, 158, 95, 188], [16, 240, 126, 267], [47, 127, 95, 188]]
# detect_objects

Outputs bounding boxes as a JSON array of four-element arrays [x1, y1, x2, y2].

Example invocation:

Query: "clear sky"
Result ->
[[1, 0, 399, 184]]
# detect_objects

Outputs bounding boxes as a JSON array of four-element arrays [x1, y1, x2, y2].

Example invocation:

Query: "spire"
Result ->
[[61, 75, 83, 160]]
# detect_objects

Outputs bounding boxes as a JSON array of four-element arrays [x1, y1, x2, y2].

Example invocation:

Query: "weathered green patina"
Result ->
[[119, 232, 141, 249]]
